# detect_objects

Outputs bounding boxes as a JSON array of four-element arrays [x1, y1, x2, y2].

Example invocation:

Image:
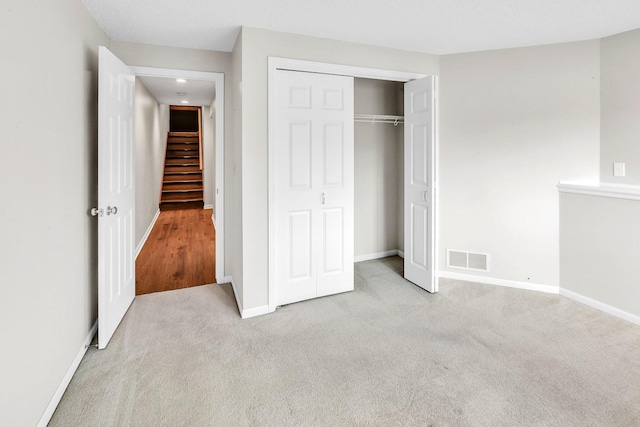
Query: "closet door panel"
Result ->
[[289, 121, 312, 189], [404, 76, 437, 293], [322, 123, 345, 187], [274, 71, 318, 305], [316, 75, 354, 298], [274, 69, 354, 306], [322, 207, 344, 272]]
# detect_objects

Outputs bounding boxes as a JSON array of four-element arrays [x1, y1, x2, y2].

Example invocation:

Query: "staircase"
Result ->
[[160, 131, 204, 211]]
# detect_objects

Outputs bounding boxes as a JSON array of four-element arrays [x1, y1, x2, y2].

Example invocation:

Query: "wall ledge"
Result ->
[[558, 180, 640, 201]]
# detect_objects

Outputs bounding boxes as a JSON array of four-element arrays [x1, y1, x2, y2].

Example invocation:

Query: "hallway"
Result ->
[[136, 208, 215, 295]]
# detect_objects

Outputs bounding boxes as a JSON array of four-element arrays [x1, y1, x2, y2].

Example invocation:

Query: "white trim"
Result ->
[[433, 76, 440, 293], [130, 67, 221, 83], [268, 57, 430, 314], [131, 66, 225, 282], [269, 57, 426, 82], [560, 288, 640, 327], [135, 209, 160, 259], [438, 271, 560, 294], [37, 321, 98, 427], [211, 213, 216, 230], [241, 305, 271, 319], [557, 181, 640, 201], [223, 275, 271, 319], [204, 204, 214, 209], [354, 250, 400, 263]]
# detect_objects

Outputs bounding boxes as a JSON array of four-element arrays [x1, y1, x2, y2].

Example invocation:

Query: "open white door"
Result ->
[[404, 76, 437, 293], [97, 46, 136, 349], [273, 70, 354, 306]]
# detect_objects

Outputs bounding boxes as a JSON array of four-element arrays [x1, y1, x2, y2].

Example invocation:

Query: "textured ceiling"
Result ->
[[82, 0, 640, 55], [137, 76, 215, 106]]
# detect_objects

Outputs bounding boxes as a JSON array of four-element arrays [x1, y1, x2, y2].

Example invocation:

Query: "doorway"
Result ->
[[137, 101, 213, 294], [131, 66, 226, 286]]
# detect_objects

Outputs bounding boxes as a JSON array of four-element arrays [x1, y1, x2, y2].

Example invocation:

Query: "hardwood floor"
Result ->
[[136, 208, 215, 295]]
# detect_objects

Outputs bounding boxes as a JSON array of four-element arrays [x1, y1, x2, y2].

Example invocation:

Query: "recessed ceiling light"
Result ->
[[176, 78, 187, 83], [181, 100, 189, 104]]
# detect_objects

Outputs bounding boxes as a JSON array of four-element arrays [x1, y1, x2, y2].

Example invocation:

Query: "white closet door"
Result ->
[[404, 76, 437, 293], [274, 70, 354, 306]]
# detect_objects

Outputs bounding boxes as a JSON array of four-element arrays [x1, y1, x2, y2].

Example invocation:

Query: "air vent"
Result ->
[[446, 249, 489, 272]]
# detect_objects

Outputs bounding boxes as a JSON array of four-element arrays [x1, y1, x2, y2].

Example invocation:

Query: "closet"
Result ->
[[271, 64, 436, 308], [353, 78, 405, 262]]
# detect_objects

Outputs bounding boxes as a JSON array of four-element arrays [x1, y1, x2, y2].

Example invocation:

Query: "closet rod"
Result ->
[[354, 113, 404, 126]]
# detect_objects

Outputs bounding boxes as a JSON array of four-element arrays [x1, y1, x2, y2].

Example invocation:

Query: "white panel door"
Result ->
[[274, 70, 354, 306], [97, 46, 136, 349], [404, 76, 437, 293]]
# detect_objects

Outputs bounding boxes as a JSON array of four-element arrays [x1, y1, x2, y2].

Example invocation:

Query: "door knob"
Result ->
[[90, 207, 104, 217], [106, 206, 118, 216]]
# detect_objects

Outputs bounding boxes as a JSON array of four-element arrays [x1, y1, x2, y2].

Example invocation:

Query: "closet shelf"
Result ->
[[354, 114, 404, 125]]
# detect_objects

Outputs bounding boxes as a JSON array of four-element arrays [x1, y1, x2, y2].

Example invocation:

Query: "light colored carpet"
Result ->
[[50, 257, 640, 426]]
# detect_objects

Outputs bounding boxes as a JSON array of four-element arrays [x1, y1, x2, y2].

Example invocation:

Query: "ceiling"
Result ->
[[82, 0, 640, 55], [137, 75, 215, 106]]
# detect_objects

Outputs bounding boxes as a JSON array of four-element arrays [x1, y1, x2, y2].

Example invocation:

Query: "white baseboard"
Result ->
[[354, 250, 400, 263], [560, 288, 640, 327], [135, 209, 160, 259], [241, 305, 270, 319], [38, 321, 98, 427], [438, 270, 560, 294], [204, 204, 214, 209], [211, 213, 216, 230], [397, 250, 404, 259], [222, 275, 270, 319]]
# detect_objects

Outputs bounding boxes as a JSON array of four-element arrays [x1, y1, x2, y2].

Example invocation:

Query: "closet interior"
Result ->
[[354, 78, 405, 262]]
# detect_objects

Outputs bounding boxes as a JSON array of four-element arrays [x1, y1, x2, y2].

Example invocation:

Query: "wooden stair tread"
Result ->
[[167, 137, 199, 143], [169, 131, 198, 137], [165, 165, 201, 173], [163, 175, 202, 182], [165, 157, 200, 167], [162, 193, 204, 202], [166, 154, 199, 159], [167, 150, 198, 154], [162, 184, 203, 192]]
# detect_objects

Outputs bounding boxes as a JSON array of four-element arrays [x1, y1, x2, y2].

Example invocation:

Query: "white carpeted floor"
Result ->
[[50, 257, 640, 426]]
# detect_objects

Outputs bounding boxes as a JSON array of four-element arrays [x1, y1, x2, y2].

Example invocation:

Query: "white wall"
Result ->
[[439, 41, 601, 287], [239, 27, 439, 310], [0, 1, 109, 425], [600, 28, 640, 185], [110, 41, 235, 276], [135, 79, 168, 247], [560, 193, 640, 319], [354, 78, 403, 257], [202, 105, 215, 208], [230, 30, 244, 302], [559, 28, 640, 323]]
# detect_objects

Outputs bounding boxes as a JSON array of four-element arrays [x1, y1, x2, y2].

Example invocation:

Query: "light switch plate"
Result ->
[[613, 162, 626, 177]]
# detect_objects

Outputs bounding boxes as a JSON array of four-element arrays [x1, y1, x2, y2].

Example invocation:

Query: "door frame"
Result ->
[[267, 57, 438, 313], [131, 66, 226, 282]]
